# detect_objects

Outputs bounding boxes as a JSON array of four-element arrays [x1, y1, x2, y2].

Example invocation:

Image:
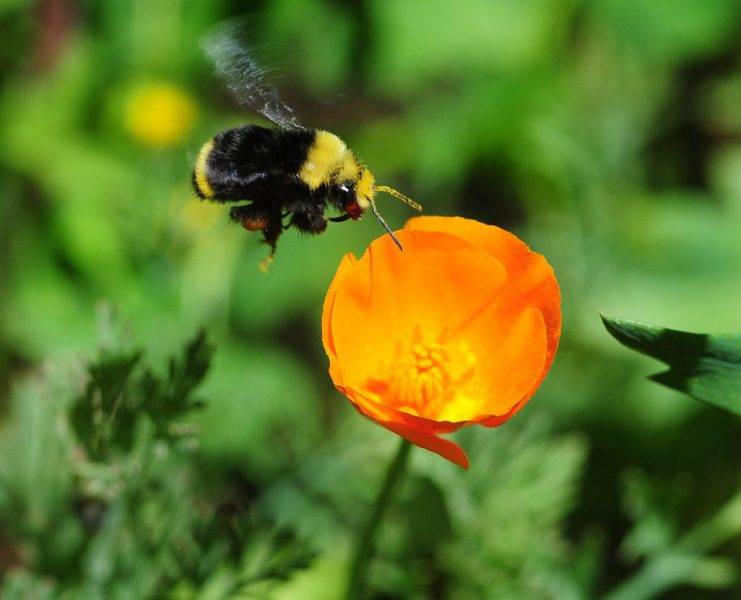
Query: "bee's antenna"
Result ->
[[369, 200, 403, 251], [374, 185, 423, 211]]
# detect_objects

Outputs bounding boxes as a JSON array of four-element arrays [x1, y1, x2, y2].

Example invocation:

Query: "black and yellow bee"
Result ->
[[192, 23, 421, 268]]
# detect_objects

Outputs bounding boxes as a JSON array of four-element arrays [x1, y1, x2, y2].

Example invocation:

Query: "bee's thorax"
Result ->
[[298, 130, 362, 190]]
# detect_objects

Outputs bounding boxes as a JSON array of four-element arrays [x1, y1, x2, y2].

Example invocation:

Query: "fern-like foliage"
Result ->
[[0, 332, 313, 599], [71, 331, 211, 460]]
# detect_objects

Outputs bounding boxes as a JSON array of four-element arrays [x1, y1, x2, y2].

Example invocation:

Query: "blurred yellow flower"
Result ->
[[124, 82, 197, 147]]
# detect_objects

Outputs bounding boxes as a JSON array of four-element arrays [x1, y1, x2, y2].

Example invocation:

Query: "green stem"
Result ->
[[600, 490, 741, 600], [345, 439, 412, 600]]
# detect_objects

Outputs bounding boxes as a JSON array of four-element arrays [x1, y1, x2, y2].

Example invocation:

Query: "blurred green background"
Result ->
[[1, 0, 740, 598]]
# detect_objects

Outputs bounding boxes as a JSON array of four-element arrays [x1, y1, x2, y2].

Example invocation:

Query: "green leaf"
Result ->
[[71, 329, 214, 459], [601, 315, 741, 415]]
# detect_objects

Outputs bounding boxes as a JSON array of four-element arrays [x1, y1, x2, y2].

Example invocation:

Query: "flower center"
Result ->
[[369, 332, 477, 419], [391, 341, 449, 416]]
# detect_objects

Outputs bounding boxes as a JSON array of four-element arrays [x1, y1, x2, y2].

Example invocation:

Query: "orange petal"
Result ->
[[322, 252, 358, 359], [460, 306, 547, 418], [322, 253, 360, 388], [405, 216, 560, 421], [381, 419, 469, 469], [345, 383, 466, 434], [328, 230, 507, 393], [362, 230, 507, 339], [405, 216, 536, 280], [348, 390, 469, 469], [405, 216, 560, 366]]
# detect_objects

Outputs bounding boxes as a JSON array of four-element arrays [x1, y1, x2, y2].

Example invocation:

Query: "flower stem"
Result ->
[[345, 439, 412, 599]]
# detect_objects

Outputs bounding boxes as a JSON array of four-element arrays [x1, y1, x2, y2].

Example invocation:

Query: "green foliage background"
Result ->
[[0, 1, 740, 598]]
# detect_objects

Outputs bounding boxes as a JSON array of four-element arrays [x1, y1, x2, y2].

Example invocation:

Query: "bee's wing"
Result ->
[[202, 20, 304, 131]]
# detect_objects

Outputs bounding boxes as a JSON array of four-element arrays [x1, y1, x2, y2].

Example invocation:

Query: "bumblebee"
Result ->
[[192, 23, 421, 267]]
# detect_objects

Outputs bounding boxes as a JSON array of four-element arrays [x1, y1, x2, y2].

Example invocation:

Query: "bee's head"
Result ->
[[332, 158, 422, 251], [329, 167, 375, 220], [355, 168, 376, 209], [358, 167, 423, 251]]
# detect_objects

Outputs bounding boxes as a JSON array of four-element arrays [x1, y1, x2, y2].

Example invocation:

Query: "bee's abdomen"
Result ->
[[192, 125, 316, 201]]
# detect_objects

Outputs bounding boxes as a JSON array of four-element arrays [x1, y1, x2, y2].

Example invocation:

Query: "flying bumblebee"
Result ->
[[192, 23, 421, 268]]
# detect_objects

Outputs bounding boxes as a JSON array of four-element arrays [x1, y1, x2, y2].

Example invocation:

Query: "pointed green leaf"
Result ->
[[601, 315, 741, 416]]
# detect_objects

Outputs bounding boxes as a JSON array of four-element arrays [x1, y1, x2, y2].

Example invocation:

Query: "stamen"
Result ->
[[372, 333, 478, 419]]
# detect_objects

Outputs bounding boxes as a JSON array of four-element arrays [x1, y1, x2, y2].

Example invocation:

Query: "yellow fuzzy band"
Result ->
[[299, 130, 351, 190], [194, 140, 215, 198], [356, 169, 375, 208]]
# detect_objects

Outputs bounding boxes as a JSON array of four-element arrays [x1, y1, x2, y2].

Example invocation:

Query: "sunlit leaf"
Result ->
[[601, 315, 741, 415]]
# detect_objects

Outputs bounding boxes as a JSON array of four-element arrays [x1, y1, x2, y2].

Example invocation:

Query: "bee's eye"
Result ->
[[332, 183, 355, 206]]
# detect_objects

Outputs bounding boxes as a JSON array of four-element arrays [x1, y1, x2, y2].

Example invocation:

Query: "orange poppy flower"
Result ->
[[322, 216, 561, 468]]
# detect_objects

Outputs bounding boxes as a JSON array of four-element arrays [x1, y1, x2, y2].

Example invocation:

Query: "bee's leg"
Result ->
[[261, 216, 283, 255], [328, 213, 352, 223], [229, 202, 272, 232], [289, 203, 327, 235], [230, 203, 282, 271]]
